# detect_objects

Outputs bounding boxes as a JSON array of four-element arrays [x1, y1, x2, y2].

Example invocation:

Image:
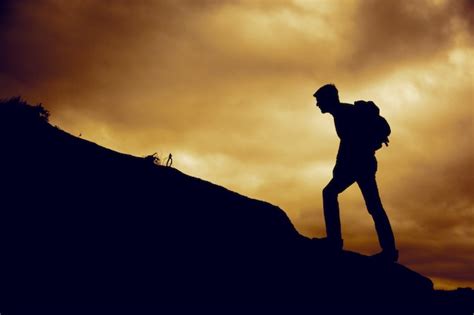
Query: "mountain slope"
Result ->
[[1, 98, 470, 312]]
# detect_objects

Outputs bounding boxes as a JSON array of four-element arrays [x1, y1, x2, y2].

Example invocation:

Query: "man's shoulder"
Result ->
[[338, 103, 356, 115], [340, 102, 354, 108]]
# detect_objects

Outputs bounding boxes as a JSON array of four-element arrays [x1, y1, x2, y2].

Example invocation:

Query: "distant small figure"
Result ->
[[166, 153, 173, 167], [79, 133, 82, 137]]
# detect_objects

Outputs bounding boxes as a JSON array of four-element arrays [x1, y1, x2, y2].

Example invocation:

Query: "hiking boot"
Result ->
[[312, 237, 343, 253], [371, 249, 399, 262]]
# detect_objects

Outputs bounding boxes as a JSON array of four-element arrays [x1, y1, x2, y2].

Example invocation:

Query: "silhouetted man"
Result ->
[[313, 84, 398, 262]]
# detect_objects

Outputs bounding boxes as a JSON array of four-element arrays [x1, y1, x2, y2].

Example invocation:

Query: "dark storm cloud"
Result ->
[[0, 0, 15, 26], [1, 0, 471, 95], [0, 0, 176, 91], [346, 0, 473, 74]]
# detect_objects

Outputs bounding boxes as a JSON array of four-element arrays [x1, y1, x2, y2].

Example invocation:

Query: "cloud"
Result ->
[[345, 0, 473, 75]]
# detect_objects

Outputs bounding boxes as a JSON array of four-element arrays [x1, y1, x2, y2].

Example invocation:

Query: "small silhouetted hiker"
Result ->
[[313, 84, 398, 262], [166, 153, 173, 167]]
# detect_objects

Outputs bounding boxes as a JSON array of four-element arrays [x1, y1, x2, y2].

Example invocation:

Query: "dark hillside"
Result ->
[[0, 98, 471, 313]]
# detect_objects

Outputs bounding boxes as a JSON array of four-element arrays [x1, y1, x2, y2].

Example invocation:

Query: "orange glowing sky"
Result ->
[[1, 0, 473, 289]]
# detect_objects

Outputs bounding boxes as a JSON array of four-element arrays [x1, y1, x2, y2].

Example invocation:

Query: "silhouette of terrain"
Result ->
[[0, 98, 472, 313]]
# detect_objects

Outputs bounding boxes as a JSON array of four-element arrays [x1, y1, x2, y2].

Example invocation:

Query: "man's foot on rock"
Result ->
[[311, 237, 343, 253], [371, 249, 399, 262]]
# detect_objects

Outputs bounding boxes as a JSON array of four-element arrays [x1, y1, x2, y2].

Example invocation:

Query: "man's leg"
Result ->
[[357, 175, 396, 252], [322, 174, 355, 242]]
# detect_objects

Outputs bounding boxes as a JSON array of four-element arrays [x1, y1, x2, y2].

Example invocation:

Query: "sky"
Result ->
[[1, 0, 473, 289]]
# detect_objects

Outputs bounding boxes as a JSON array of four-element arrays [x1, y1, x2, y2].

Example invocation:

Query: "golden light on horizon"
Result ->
[[1, 0, 472, 289]]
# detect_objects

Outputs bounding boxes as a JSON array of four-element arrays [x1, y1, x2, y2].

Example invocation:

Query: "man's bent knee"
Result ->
[[367, 204, 386, 217]]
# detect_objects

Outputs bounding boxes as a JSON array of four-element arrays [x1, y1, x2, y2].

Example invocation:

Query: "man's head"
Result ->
[[314, 84, 339, 114]]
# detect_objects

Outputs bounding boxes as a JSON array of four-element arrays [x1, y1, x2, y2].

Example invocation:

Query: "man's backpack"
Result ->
[[354, 100, 391, 151]]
